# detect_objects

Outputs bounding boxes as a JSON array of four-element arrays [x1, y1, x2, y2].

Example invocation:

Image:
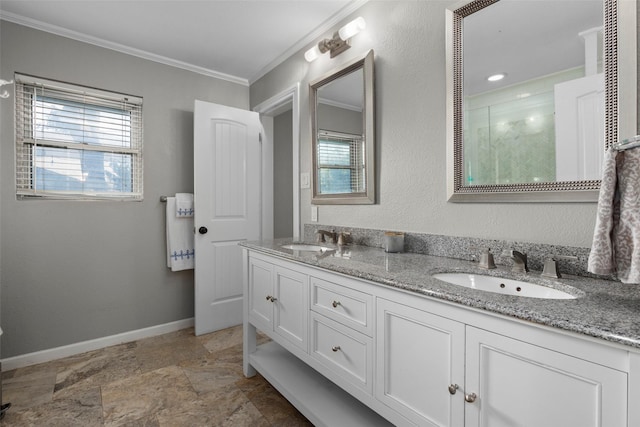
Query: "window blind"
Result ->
[[317, 130, 365, 194], [15, 74, 143, 200]]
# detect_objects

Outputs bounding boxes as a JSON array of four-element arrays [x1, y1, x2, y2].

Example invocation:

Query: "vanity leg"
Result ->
[[243, 322, 257, 377]]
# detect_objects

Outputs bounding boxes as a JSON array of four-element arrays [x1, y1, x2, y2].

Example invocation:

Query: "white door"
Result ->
[[375, 298, 466, 427], [194, 100, 262, 335], [465, 326, 627, 427], [554, 73, 605, 182]]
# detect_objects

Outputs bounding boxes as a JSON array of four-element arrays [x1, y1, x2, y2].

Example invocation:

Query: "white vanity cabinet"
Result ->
[[243, 248, 637, 427], [247, 255, 308, 354], [375, 298, 465, 427], [465, 326, 628, 427]]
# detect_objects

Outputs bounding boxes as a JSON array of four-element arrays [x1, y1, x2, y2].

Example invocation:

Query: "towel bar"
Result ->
[[613, 135, 640, 151], [160, 195, 168, 202]]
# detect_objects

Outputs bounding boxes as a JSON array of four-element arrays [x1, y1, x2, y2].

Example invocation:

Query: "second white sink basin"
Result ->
[[281, 244, 334, 252], [432, 273, 577, 299]]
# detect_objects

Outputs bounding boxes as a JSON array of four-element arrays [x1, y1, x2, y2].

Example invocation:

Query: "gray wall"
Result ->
[[318, 104, 363, 135], [274, 111, 294, 238], [251, 0, 634, 248], [0, 21, 249, 357]]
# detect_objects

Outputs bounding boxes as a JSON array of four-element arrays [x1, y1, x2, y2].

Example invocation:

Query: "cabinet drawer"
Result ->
[[311, 313, 373, 393], [310, 276, 373, 336]]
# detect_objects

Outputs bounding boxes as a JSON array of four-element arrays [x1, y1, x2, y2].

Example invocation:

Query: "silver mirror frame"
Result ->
[[446, 0, 637, 202], [310, 49, 375, 205]]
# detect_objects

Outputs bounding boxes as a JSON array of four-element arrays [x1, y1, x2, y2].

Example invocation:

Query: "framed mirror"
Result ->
[[310, 50, 375, 204], [446, 0, 637, 202]]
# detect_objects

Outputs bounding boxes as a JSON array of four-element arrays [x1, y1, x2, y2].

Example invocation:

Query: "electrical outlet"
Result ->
[[311, 205, 318, 222], [301, 173, 310, 189]]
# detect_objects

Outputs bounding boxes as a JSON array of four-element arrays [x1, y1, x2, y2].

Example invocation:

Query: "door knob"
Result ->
[[198, 226, 208, 234]]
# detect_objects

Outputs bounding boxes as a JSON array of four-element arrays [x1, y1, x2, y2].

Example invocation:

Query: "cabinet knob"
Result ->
[[331, 346, 341, 352], [332, 300, 341, 308], [265, 295, 277, 302], [464, 392, 477, 403], [448, 384, 459, 395]]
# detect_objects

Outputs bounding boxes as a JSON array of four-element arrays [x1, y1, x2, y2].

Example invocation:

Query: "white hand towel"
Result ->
[[588, 148, 640, 283], [166, 197, 195, 271], [176, 193, 194, 217]]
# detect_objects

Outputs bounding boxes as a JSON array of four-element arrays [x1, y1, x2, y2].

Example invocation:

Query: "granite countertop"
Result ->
[[241, 238, 640, 351]]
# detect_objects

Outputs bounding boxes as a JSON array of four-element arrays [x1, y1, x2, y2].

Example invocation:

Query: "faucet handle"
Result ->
[[541, 255, 578, 279], [478, 248, 497, 269], [337, 232, 351, 246]]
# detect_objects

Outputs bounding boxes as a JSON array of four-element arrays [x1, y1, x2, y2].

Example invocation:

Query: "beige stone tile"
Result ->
[[237, 374, 312, 426], [135, 330, 208, 373], [156, 384, 269, 427], [180, 355, 243, 394], [198, 325, 243, 354], [3, 368, 57, 410], [101, 365, 197, 426], [54, 342, 141, 396], [0, 386, 102, 426]]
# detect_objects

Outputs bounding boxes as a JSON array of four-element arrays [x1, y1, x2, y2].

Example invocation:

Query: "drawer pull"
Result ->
[[331, 345, 341, 352], [332, 300, 341, 308], [464, 392, 477, 403]]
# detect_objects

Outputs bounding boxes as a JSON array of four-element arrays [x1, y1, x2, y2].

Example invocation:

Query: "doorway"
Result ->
[[253, 84, 301, 240]]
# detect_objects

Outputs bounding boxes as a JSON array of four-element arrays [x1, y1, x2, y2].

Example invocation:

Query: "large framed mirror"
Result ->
[[310, 50, 375, 204], [446, 0, 637, 202]]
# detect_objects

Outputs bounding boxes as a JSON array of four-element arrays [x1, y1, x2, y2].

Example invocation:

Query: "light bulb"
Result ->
[[305, 45, 322, 62], [338, 17, 366, 41]]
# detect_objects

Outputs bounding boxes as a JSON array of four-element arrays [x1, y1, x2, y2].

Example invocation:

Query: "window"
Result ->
[[15, 74, 143, 200], [317, 130, 365, 194]]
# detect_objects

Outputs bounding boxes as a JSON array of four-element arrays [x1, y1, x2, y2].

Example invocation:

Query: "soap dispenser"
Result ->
[[478, 248, 497, 269]]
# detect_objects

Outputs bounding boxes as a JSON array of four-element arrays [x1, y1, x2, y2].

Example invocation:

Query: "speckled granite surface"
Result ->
[[241, 238, 640, 351], [304, 224, 608, 279]]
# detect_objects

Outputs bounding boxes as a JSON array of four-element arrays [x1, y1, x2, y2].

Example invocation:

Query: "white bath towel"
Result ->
[[588, 148, 640, 283], [175, 193, 194, 217], [166, 196, 195, 271]]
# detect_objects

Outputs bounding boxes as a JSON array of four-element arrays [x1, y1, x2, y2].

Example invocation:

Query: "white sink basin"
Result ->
[[281, 244, 334, 252], [432, 273, 577, 299]]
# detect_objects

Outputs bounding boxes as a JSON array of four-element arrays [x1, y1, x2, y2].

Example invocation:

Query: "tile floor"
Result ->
[[1, 326, 312, 426]]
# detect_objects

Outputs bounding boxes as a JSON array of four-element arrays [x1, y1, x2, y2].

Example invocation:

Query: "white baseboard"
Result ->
[[1, 318, 195, 371]]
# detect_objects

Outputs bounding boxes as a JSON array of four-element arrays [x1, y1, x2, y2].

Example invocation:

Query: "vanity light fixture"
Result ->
[[487, 73, 506, 82], [305, 17, 366, 62]]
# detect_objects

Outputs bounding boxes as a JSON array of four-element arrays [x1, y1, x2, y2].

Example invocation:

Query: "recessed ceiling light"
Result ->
[[487, 73, 506, 82]]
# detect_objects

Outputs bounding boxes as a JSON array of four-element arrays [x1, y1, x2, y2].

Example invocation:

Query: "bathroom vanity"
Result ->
[[241, 240, 640, 427]]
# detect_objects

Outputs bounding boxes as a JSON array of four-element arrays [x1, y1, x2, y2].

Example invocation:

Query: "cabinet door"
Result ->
[[248, 257, 274, 330], [376, 298, 465, 427], [465, 326, 627, 427], [273, 266, 308, 352]]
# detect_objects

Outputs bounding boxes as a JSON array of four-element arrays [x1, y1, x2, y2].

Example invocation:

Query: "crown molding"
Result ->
[[0, 11, 250, 87]]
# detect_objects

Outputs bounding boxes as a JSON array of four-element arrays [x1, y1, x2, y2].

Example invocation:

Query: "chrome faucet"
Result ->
[[505, 250, 529, 273], [316, 229, 337, 244]]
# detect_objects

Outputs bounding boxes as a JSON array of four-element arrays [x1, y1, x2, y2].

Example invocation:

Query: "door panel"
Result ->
[[465, 326, 627, 427], [194, 100, 261, 335]]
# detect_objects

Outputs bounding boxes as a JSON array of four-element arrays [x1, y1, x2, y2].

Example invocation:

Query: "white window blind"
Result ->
[[317, 130, 365, 194], [15, 74, 143, 200]]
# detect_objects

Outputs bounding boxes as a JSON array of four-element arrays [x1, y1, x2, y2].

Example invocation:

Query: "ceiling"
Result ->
[[464, 0, 603, 95], [0, 0, 365, 85]]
